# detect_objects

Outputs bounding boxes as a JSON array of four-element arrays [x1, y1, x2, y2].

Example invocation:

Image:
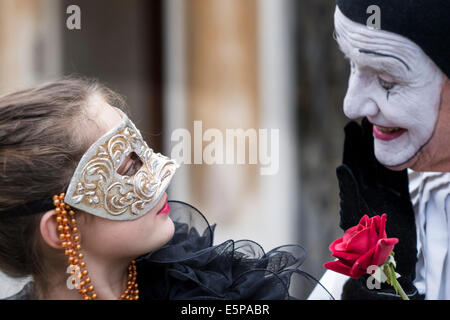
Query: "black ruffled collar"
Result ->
[[135, 200, 332, 300]]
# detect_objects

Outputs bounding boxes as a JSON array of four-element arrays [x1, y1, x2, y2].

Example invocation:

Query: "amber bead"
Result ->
[[53, 194, 138, 301]]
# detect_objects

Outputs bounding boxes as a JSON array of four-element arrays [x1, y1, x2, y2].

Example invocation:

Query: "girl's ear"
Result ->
[[40, 209, 62, 249]]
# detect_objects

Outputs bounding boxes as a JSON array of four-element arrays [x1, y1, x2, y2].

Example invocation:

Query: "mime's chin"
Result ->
[[375, 148, 421, 171], [384, 159, 417, 171]]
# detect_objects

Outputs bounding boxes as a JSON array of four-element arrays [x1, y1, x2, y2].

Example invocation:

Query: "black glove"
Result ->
[[336, 118, 422, 299]]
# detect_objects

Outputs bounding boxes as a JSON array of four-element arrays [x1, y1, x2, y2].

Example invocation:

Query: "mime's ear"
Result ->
[[40, 209, 62, 249]]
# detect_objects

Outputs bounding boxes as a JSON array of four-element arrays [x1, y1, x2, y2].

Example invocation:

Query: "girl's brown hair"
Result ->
[[0, 76, 127, 297]]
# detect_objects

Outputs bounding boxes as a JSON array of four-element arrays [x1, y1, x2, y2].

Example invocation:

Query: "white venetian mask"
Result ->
[[64, 116, 179, 220], [334, 6, 445, 168]]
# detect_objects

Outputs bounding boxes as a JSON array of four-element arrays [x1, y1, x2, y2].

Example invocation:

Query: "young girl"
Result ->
[[0, 77, 329, 300]]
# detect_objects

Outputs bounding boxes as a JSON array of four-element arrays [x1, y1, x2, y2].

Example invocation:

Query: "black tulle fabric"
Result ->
[[136, 201, 332, 300]]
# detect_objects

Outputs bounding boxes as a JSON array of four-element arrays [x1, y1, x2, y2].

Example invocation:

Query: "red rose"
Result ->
[[324, 214, 398, 279]]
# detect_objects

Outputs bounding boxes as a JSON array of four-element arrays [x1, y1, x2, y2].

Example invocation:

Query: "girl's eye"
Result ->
[[124, 161, 138, 176], [118, 152, 143, 176], [378, 76, 395, 91]]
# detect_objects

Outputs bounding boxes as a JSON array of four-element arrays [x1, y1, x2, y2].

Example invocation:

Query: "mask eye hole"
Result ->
[[117, 152, 143, 176]]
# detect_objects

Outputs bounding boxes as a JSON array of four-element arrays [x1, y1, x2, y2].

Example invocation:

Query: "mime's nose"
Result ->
[[343, 75, 379, 119]]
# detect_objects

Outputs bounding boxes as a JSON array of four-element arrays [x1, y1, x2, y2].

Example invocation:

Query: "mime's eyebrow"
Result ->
[[359, 49, 411, 71]]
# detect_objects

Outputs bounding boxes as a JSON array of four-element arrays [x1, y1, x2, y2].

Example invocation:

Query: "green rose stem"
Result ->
[[382, 257, 409, 300]]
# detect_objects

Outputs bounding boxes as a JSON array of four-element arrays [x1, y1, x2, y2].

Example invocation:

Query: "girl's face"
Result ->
[[334, 7, 445, 169], [76, 95, 175, 260]]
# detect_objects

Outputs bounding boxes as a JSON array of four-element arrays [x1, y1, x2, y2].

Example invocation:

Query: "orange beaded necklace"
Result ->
[[53, 193, 139, 300]]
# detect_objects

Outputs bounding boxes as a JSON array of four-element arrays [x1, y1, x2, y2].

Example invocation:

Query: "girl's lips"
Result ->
[[372, 124, 407, 141], [156, 197, 170, 215]]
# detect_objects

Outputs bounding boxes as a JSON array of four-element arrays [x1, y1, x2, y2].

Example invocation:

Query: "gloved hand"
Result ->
[[336, 118, 422, 299]]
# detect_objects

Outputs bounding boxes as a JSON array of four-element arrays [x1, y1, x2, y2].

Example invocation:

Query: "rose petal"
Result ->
[[331, 250, 361, 265], [358, 215, 370, 227], [372, 237, 398, 266], [324, 260, 353, 277], [342, 225, 360, 243], [379, 214, 387, 239], [330, 237, 346, 252], [368, 217, 379, 248], [371, 216, 379, 235], [345, 228, 373, 254], [349, 247, 376, 278]]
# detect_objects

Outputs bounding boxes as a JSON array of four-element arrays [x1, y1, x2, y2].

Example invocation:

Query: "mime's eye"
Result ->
[[378, 76, 395, 91]]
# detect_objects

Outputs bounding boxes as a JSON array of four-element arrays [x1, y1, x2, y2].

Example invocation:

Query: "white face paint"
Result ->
[[334, 7, 445, 167]]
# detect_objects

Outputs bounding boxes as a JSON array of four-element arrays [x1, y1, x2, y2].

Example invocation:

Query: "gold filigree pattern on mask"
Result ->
[[65, 117, 178, 220]]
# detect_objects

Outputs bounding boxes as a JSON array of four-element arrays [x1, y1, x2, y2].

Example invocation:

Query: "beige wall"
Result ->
[[186, 0, 261, 225], [0, 0, 61, 93], [164, 0, 299, 251]]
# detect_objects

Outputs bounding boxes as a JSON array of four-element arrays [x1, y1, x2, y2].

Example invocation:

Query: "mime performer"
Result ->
[[311, 0, 450, 299]]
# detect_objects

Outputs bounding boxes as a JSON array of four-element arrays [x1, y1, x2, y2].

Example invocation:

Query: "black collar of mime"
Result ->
[[336, 0, 450, 78]]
